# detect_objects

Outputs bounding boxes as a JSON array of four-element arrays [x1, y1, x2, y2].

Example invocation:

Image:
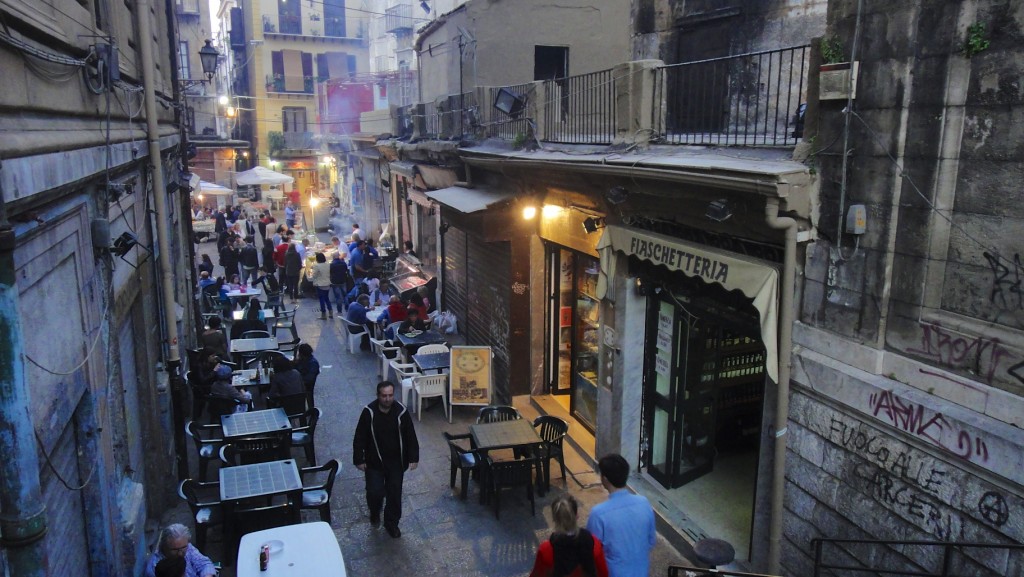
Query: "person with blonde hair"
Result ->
[[530, 495, 608, 577]]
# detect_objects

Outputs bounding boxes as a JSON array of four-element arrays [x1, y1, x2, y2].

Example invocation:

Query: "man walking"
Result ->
[[238, 238, 260, 286], [353, 381, 419, 538], [586, 454, 656, 577]]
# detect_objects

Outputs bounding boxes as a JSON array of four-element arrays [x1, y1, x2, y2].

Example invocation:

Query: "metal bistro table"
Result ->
[[229, 337, 279, 364], [221, 407, 291, 440], [220, 459, 303, 564], [395, 329, 447, 358], [470, 419, 546, 500], [236, 521, 346, 576], [412, 352, 449, 374]]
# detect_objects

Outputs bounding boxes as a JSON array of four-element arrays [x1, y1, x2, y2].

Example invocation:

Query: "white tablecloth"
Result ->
[[236, 522, 346, 576]]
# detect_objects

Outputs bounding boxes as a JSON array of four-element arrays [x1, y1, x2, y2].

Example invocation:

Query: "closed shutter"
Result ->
[[42, 420, 89, 575], [467, 237, 512, 403], [442, 227, 468, 327]]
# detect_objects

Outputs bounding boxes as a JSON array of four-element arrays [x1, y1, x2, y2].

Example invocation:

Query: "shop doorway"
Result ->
[[642, 282, 766, 559], [545, 246, 600, 431]]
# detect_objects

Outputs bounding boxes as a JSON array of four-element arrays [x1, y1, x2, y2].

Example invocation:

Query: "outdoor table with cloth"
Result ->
[[236, 521, 347, 576]]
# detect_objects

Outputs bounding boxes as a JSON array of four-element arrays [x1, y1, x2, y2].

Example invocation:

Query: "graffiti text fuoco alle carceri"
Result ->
[[868, 391, 989, 464]]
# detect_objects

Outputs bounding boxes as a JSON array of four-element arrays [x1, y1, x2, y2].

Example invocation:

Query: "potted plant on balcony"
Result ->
[[818, 35, 859, 100]]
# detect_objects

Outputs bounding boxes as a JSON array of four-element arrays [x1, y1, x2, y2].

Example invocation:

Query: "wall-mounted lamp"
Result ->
[[493, 87, 527, 118], [542, 204, 563, 218], [439, 222, 450, 234], [110, 231, 152, 268], [606, 186, 629, 205], [522, 206, 537, 220], [705, 199, 733, 222], [242, 151, 249, 158], [322, 155, 333, 164], [218, 95, 229, 106], [582, 217, 605, 234], [635, 276, 661, 296]]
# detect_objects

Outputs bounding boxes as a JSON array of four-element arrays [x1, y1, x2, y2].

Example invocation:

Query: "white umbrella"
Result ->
[[235, 166, 295, 186], [197, 180, 233, 196]]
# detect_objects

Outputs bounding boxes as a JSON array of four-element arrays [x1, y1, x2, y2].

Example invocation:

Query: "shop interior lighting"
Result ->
[[522, 206, 537, 220]]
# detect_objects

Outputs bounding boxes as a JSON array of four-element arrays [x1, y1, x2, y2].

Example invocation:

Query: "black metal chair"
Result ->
[[229, 500, 297, 559], [268, 393, 308, 417], [240, 330, 272, 339], [533, 415, 569, 491], [443, 432, 480, 500], [205, 395, 244, 424], [186, 370, 211, 421], [264, 290, 284, 313], [177, 479, 223, 552], [486, 456, 539, 519], [185, 420, 224, 482], [218, 434, 290, 466], [476, 405, 521, 424], [287, 407, 321, 466], [299, 458, 340, 523], [273, 306, 300, 342]]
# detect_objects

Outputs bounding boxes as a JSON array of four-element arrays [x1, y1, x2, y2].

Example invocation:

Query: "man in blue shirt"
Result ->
[[284, 202, 296, 229], [345, 294, 373, 350], [586, 454, 656, 577], [349, 239, 368, 280]]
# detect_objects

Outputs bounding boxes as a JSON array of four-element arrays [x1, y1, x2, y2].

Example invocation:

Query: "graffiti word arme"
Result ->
[[868, 391, 989, 463], [628, 237, 729, 283], [907, 321, 1009, 385]]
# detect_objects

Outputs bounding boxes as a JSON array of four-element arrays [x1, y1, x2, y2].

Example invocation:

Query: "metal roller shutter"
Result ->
[[42, 419, 89, 575], [466, 237, 512, 404], [442, 227, 469, 329]]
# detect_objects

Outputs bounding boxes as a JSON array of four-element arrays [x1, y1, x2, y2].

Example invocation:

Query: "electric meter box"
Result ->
[[846, 204, 867, 235]]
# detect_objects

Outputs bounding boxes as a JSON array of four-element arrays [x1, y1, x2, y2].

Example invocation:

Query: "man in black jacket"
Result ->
[[238, 239, 260, 286], [353, 381, 419, 538]]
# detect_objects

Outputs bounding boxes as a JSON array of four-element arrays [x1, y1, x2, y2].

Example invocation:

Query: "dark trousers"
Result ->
[[285, 274, 299, 299], [365, 461, 405, 529]]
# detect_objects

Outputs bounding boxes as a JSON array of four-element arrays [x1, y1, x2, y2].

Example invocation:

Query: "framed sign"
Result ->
[[449, 346, 492, 406]]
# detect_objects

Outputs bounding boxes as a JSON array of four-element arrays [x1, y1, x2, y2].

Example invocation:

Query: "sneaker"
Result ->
[[370, 513, 381, 528], [385, 525, 401, 538]]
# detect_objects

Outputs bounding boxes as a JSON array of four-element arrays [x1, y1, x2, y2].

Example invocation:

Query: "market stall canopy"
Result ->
[[196, 181, 233, 196], [235, 166, 295, 186]]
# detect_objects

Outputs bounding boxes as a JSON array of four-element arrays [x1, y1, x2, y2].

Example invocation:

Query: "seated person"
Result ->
[[268, 356, 305, 399], [242, 296, 266, 322], [230, 306, 267, 340], [345, 294, 374, 349], [200, 317, 228, 358], [197, 270, 216, 290], [145, 524, 217, 577], [398, 307, 428, 335], [407, 285, 431, 318], [293, 343, 320, 389], [210, 363, 251, 411], [368, 278, 391, 307], [192, 348, 221, 393], [377, 295, 408, 327]]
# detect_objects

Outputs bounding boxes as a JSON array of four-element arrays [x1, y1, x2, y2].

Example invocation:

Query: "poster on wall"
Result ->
[[449, 346, 492, 406]]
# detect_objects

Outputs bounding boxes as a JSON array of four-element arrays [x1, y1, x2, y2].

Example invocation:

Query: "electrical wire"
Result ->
[[35, 428, 97, 491]]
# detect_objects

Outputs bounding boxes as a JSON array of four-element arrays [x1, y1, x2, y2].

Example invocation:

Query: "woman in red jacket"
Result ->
[[530, 495, 609, 577]]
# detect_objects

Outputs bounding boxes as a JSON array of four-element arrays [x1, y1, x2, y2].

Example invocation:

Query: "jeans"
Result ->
[[240, 266, 259, 286], [330, 284, 347, 313], [316, 287, 331, 313], [365, 461, 405, 529]]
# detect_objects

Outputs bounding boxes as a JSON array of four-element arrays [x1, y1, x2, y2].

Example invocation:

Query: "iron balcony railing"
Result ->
[[482, 82, 534, 141], [422, 100, 439, 138], [811, 538, 1024, 576], [283, 131, 315, 150], [543, 68, 615, 144], [668, 567, 778, 577], [385, 3, 413, 33], [656, 45, 809, 146]]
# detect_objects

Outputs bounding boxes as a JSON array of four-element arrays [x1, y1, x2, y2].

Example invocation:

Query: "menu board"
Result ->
[[449, 346, 492, 406]]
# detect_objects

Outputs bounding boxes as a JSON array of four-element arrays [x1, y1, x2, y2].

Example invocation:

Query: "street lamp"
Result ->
[[199, 39, 219, 80]]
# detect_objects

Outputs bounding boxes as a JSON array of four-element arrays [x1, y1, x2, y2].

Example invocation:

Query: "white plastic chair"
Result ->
[[390, 360, 421, 409], [417, 343, 450, 355], [340, 318, 368, 354], [412, 374, 450, 423], [370, 337, 400, 380]]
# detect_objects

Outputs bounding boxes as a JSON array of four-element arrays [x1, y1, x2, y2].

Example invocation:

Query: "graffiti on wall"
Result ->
[[867, 390, 989, 464], [983, 251, 1024, 311], [907, 321, 1013, 386]]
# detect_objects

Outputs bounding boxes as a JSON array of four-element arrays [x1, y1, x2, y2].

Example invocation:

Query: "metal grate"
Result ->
[[657, 45, 809, 147], [221, 408, 291, 438], [543, 68, 616, 144], [220, 460, 301, 500]]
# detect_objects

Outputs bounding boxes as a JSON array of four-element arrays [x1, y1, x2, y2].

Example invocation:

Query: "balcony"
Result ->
[[265, 75, 316, 95], [385, 3, 414, 33], [413, 46, 810, 148], [176, 0, 200, 15], [283, 131, 316, 150]]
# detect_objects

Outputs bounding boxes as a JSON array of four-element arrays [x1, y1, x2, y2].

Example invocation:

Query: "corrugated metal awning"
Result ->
[[425, 186, 512, 214], [390, 161, 417, 177]]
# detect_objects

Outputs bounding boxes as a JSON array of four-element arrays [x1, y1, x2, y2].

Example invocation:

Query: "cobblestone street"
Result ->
[[160, 257, 693, 575]]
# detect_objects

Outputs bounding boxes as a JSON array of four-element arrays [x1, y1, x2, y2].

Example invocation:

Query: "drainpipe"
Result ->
[[765, 197, 796, 574], [134, 0, 189, 481], [0, 162, 49, 576]]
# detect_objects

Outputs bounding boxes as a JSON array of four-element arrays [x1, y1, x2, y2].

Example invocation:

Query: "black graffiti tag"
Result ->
[[983, 251, 1024, 311], [978, 491, 1009, 527]]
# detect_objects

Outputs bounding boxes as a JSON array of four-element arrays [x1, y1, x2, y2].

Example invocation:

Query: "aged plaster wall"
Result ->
[[631, 0, 828, 62], [417, 0, 630, 103]]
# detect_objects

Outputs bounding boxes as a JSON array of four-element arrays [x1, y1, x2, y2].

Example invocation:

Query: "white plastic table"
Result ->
[[236, 521, 346, 576]]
